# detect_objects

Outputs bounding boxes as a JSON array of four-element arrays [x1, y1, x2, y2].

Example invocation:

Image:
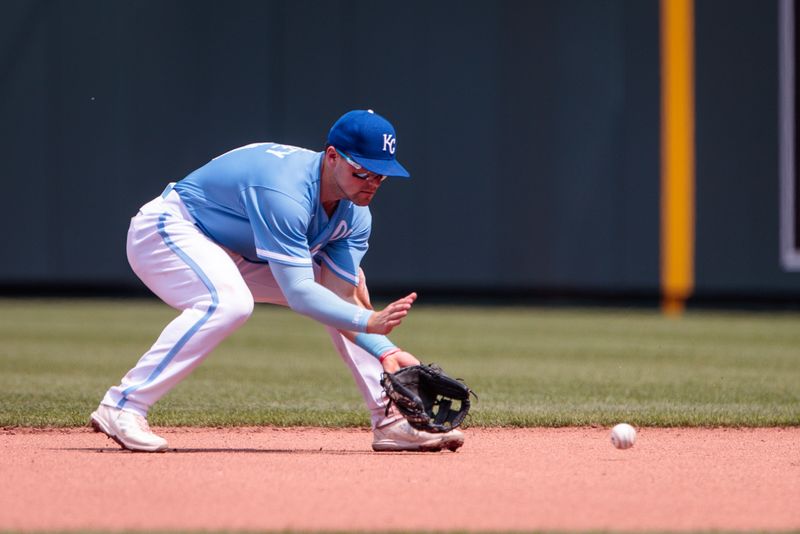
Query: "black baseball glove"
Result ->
[[381, 364, 475, 433]]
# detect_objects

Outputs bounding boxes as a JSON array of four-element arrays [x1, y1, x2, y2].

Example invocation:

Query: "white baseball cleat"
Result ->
[[372, 418, 465, 452], [90, 404, 168, 452]]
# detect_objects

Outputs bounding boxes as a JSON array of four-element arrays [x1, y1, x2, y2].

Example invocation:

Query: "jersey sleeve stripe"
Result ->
[[256, 248, 313, 265], [318, 251, 358, 285]]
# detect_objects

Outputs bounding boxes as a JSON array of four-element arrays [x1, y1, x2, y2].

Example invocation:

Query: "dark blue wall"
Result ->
[[695, 0, 797, 295], [0, 0, 796, 299]]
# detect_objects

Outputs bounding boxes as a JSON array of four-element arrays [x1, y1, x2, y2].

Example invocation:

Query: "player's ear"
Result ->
[[324, 145, 339, 165]]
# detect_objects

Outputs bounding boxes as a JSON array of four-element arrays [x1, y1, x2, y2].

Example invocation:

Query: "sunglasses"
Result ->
[[334, 148, 387, 183]]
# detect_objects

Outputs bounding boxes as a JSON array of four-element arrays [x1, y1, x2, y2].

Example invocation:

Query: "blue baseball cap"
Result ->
[[327, 109, 411, 178]]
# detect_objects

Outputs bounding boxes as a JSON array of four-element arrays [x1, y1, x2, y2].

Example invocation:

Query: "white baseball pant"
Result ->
[[101, 188, 395, 428]]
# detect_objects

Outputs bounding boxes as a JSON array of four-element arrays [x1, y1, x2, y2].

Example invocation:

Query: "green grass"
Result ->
[[0, 298, 798, 428]]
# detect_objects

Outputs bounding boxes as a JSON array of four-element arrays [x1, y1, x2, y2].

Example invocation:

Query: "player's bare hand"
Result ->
[[380, 350, 420, 374], [366, 292, 417, 334]]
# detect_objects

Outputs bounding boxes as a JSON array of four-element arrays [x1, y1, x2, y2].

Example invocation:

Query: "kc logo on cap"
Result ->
[[382, 134, 396, 154], [327, 109, 411, 178]]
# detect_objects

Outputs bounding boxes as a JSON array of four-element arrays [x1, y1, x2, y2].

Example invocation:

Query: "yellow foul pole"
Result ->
[[660, 0, 695, 315]]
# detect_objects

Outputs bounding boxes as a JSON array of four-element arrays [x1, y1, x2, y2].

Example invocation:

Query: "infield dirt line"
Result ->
[[1, 426, 798, 532]]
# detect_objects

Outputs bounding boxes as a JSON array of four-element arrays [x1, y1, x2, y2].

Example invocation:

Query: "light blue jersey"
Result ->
[[174, 143, 371, 286]]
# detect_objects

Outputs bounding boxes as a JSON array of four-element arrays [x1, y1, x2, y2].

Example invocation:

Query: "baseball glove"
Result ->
[[381, 364, 475, 433]]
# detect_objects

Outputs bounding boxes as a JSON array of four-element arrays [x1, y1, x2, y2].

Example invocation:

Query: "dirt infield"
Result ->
[[1, 427, 798, 532]]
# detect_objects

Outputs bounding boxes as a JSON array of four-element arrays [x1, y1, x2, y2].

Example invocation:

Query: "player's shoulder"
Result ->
[[214, 142, 318, 167], [219, 142, 321, 194]]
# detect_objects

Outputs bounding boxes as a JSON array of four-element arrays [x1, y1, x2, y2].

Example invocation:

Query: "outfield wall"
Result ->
[[1, 0, 797, 299]]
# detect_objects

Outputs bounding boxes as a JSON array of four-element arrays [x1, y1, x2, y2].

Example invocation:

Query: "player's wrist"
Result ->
[[378, 348, 401, 363], [353, 333, 397, 360]]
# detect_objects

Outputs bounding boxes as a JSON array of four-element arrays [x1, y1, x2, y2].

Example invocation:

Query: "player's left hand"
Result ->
[[380, 350, 420, 373], [381, 363, 475, 433]]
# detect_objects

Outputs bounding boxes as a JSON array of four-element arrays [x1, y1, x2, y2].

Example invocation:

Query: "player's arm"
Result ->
[[319, 262, 420, 373], [269, 261, 415, 335], [242, 187, 414, 335]]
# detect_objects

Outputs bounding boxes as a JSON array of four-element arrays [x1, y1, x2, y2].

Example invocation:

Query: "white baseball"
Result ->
[[610, 423, 636, 449]]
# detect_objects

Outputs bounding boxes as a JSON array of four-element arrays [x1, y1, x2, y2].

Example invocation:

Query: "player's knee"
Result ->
[[215, 296, 254, 328]]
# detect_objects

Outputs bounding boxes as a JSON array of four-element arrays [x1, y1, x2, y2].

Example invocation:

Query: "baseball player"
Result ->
[[90, 109, 464, 452]]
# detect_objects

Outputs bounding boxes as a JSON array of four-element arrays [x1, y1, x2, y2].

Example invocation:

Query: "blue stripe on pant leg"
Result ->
[[118, 213, 219, 409]]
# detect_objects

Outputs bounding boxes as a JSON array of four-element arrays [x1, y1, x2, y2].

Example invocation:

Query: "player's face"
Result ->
[[333, 148, 387, 206]]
